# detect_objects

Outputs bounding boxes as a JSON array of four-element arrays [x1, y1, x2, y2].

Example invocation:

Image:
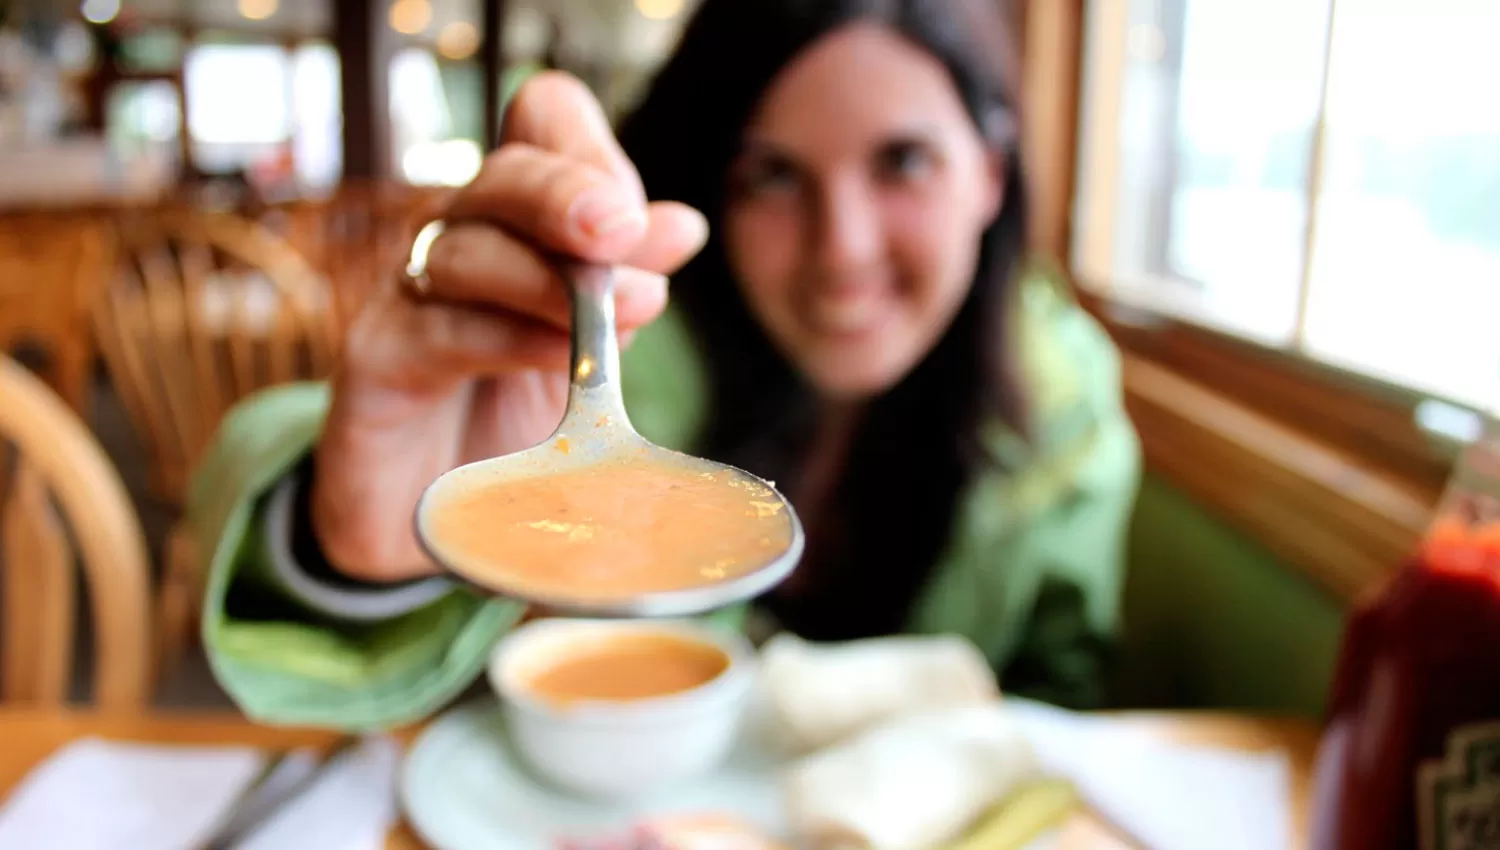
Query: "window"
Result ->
[[106, 80, 182, 164], [181, 38, 341, 190], [1074, 0, 1500, 411], [289, 41, 342, 189], [390, 47, 483, 186], [185, 42, 292, 157]]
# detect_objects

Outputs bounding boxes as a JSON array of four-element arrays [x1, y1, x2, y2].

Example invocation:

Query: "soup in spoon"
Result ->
[[423, 455, 795, 603]]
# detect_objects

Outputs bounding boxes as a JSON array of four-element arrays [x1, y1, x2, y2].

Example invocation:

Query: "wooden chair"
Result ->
[[261, 181, 446, 326], [0, 354, 153, 709], [92, 210, 339, 679], [0, 212, 116, 416], [94, 210, 339, 506]]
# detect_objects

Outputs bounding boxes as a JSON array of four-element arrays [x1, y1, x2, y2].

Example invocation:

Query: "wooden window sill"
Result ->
[[1076, 287, 1449, 602], [1121, 353, 1436, 601]]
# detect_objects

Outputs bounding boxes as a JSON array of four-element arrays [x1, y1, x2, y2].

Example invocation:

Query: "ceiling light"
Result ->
[[634, 0, 685, 22], [437, 21, 481, 60], [80, 0, 121, 25], [238, 0, 278, 21], [389, 0, 433, 36]]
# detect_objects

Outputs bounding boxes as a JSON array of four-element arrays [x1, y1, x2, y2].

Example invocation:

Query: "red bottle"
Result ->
[[1311, 408, 1500, 849]]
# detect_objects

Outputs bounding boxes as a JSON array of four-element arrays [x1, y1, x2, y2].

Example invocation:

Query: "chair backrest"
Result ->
[[0, 355, 152, 709], [260, 181, 445, 326], [93, 210, 339, 505], [0, 212, 114, 412]]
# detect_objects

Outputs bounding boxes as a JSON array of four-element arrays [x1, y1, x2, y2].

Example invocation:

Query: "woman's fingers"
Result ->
[[501, 71, 646, 206], [342, 272, 668, 396], [448, 75, 708, 264], [423, 226, 669, 329], [627, 201, 710, 275], [345, 285, 567, 385], [423, 204, 698, 326], [452, 73, 649, 262], [447, 142, 647, 263], [407, 301, 573, 376], [435, 71, 709, 302], [354, 69, 700, 396], [422, 220, 567, 317]]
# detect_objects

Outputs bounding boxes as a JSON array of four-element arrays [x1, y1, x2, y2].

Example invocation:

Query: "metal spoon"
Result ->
[[414, 264, 804, 617]]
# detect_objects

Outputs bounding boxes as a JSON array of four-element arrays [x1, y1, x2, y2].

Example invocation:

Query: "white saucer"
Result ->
[[400, 700, 789, 850]]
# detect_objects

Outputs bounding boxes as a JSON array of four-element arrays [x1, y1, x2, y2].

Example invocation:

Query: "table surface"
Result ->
[[0, 708, 1321, 850]]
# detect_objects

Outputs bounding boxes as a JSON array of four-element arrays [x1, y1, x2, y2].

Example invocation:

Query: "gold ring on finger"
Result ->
[[401, 219, 446, 298]]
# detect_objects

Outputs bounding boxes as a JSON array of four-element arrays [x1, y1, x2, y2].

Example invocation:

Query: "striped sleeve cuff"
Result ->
[[261, 466, 454, 622]]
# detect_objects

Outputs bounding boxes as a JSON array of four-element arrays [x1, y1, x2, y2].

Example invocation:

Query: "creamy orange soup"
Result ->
[[525, 633, 731, 703], [427, 459, 793, 600]]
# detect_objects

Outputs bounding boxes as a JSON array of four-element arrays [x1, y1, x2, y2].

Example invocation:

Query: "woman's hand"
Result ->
[[312, 72, 710, 583]]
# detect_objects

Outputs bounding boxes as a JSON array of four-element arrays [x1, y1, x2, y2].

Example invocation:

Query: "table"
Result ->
[[0, 708, 1320, 849]]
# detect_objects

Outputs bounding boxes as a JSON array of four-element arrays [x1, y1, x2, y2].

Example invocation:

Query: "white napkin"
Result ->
[[784, 706, 1042, 850], [232, 736, 401, 850], [761, 633, 998, 753], [0, 736, 401, 850], [1006, 700, 1291, 850], [0, 737, 267, 850]]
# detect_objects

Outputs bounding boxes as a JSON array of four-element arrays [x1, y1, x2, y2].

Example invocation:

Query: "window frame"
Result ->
[[94, 15, 338, 176], [1022, 0, 1449, 601], [1070, 0, 1340, 349]]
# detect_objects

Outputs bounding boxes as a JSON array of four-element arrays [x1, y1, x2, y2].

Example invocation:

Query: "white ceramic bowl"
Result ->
[[488, 617, 756, 800]]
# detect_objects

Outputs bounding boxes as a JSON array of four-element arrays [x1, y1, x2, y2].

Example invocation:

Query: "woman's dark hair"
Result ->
[[617, 0, 1029, 639]]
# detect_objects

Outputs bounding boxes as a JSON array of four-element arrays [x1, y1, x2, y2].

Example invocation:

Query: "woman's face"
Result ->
[[724, 22, 1004, 400]]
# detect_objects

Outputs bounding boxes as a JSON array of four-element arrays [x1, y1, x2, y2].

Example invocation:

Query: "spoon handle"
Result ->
[[563, 263, 628, 420]]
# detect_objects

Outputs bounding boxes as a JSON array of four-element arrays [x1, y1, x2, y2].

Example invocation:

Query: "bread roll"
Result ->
[[760, 634, 998, 753]]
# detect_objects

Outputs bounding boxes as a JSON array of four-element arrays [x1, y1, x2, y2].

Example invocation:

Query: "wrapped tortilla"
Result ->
[[759, 633, 998, 752], [783, 706, 1041, 850]]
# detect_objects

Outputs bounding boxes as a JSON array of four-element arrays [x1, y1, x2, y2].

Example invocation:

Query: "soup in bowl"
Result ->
[[489, 617, 756, 799]]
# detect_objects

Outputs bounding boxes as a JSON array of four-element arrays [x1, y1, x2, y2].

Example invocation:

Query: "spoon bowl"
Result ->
[[414, 265, 804, 617]]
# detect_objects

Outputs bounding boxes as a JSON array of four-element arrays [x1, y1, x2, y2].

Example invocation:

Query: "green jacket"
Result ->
[[191, 271, 1140, 730]]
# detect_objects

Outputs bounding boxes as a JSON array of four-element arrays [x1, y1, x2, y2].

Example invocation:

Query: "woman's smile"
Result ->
[[799, 273, 901, 338]]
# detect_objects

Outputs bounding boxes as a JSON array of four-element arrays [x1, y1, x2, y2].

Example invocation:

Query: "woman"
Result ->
[[193, 0, 1140, 730]]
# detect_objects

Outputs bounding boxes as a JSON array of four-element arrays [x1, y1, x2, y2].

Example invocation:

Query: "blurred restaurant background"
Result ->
[[1, 0, 694, 199], [1, 0, 713, 707], [0, 0, 1497, 717]]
